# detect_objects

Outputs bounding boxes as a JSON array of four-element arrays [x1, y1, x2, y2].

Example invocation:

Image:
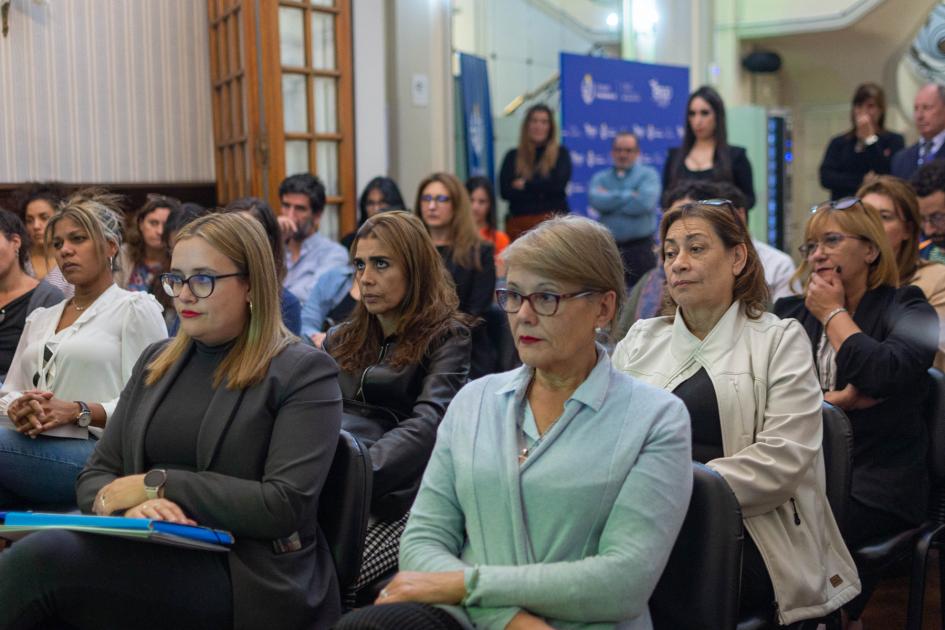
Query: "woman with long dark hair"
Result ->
[[415, 173, 496, 377], [466, 176, 509, 266], [340, 177, 407, 250], [324, 211, 471, 604], [118, 194, 179, 293], [499, 103, 572, 240], [663, 86, 756, 209]]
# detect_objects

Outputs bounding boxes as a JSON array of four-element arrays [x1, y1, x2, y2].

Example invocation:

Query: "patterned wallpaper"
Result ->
[[0, 0, 214, 183]]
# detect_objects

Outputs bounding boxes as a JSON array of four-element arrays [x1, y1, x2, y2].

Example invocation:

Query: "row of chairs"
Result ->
[[651, 368, 945, 630]]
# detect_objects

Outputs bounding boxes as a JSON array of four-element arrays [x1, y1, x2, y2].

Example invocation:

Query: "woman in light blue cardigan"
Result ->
[[336, 216, 693, 630]]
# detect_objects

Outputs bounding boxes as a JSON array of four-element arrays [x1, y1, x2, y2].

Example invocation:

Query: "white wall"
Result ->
[[0, 0, 213, 183], [352, 0, 389, 196]]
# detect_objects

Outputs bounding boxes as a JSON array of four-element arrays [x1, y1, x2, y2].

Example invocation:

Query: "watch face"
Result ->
[[77, 412, 91, 428], [144, 469, 167, 489]]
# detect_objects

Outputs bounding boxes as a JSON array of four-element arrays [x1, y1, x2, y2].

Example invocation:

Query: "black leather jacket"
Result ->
[[324, 320, 471, 521]]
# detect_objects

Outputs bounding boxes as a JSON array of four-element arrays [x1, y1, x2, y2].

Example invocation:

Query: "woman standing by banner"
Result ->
[[662, 86, 756, 209], [499, 104, 572, 240]]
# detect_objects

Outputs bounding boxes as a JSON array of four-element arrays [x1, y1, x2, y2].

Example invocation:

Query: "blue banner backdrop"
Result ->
[[458, 53, 496, 182], [560, 53, 689, 217]]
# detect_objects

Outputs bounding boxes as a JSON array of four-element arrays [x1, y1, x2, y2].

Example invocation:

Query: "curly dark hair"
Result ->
[[910, 159, 945, 198], [279, 173, 326, 215], [15, 182, 67, 220], [0, 208, 31, 270]]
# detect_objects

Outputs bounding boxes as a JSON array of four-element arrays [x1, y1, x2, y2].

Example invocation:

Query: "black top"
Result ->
[[144, 339, 235, 470], [0, 289, 35, 378], [663, 145, 756, 209], [672, 367, 723, 464], [819, 130, 905, 200], [774, 285, 938, 525], [437, 243, 496, 378], [499, 145, 572, 216], [324, 320, 471, 520]]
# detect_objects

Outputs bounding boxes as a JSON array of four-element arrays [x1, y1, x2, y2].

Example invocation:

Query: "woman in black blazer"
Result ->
[[663, 85, 756, 209], [324, 210, 471, 603], [0, 213, 344, 630], [773, 198, 937, 626], [819, 83, 905, 200]]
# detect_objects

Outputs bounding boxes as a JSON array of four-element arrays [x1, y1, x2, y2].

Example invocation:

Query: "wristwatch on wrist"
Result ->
[[74, 401, 92, 428], [144, 469, 168, 500]]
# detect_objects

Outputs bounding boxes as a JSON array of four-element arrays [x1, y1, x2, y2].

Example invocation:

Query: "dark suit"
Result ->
[[77, 340, 344, 630], [891, 140, 945, 180]]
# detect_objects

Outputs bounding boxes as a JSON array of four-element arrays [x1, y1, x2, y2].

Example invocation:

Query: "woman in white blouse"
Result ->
[[0, 191, 166, 508]]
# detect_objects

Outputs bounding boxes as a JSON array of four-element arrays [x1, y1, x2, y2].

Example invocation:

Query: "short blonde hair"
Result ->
[[46, 188, 124, 275], [792, 200, 899, 292], [146, 212, 294, 389], [503, 215, 625, 325]]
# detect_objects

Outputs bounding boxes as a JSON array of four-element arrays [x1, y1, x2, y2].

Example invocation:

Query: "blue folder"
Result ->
[[0, 512, 235, 551]]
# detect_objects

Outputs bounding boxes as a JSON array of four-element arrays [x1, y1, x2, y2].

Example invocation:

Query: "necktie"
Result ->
[[919, 140, 934, 166]]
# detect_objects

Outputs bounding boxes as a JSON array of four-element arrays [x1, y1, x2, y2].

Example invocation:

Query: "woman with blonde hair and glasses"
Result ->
[[615, 200, 859, 625], [499, 103, 572, 240], [415, 173, 495, 377], [336, 215, 691, 630], [774, 198, 938, 628], [0, 212, 345, 629], [0, 190, 166, 509], [857, 175, 945, 369]]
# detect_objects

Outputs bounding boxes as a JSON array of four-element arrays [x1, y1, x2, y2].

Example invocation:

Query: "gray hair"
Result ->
[[502, 215, 626, 325], [46, 189, 125, 273]]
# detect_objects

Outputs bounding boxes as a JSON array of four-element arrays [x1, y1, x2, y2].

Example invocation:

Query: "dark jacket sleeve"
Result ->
[[836, 285, 938, 398], [662, 147, 679, 194], [819, 135, 862, 196], [730, 146, 756, 209], [370, 323, 471, 520], [499, 149, 522, 204]]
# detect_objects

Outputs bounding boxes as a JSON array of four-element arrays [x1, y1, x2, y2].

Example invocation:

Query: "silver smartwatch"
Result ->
[[144, 469, 168, 500], [74, 401, 92, 428]]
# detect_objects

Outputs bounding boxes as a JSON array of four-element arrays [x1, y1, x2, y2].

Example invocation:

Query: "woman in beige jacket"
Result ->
[[613, 200, 860, 626]]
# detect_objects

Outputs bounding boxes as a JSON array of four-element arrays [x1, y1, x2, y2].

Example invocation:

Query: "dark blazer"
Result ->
[[774, 285, 938, 525], [324, 320, 470, 522], [662, 145, 756, 209], [77, 340, 343, 630], [499, 146, 572, 216], [891, 140, 945, 180], [819, 130, 905, 199]]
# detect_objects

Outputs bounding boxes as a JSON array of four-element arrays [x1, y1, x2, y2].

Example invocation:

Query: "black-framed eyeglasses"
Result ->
[[160, 272, 247, 299], [495, 289, 598, 316], [810, 196, 862, 214], [797, 233, 871, 257]]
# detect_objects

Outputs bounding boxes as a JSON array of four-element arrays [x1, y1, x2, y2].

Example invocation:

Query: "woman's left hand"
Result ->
[[93, 474, 147, 516], [125, 498, 196, 525], [805, 269, 846, 323], [375, 571, 466, 606]]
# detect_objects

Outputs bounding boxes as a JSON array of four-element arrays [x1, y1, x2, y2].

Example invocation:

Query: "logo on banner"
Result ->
[[648, 79, 673, 108], [468, 104, 486, 172], [581, 74, 595, 105]]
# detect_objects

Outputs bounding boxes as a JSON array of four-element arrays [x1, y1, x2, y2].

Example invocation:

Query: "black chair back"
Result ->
[[820, 402, 853, 535], [650, 462, 743, 630], [318, 430, 373, 591], [926, 368, 945, 522]]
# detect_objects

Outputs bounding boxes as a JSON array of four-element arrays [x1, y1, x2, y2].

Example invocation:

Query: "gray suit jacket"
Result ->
[[77, 339, 343, 630]]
